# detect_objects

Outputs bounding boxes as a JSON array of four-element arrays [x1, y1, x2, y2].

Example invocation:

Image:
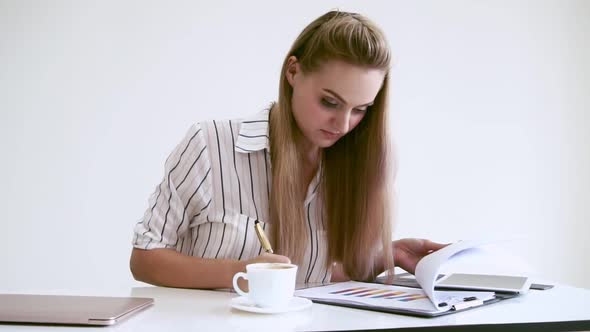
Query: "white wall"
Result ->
[[1, 0, 588, 290]]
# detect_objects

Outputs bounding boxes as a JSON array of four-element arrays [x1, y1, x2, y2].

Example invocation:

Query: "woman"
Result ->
[[130, 10, 445, 289]]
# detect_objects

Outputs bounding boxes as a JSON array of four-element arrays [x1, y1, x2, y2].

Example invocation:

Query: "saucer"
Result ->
[[230, 296, 312, 314]]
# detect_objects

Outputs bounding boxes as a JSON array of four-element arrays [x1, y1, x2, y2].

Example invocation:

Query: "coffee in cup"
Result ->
[[232, 263, 297, 308]]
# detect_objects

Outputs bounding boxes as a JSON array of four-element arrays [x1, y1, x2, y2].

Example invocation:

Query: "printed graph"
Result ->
[[329, 287, 428, 302]]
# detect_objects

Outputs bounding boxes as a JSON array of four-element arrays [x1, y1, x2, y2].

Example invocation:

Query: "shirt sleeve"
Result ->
[[132, 123, 213, 250]]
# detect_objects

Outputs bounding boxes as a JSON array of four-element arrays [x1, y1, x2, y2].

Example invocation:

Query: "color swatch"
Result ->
[[329, 287, 428, 302]]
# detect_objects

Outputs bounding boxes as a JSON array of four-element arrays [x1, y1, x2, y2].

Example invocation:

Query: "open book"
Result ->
[[295, 240, 522, 317]]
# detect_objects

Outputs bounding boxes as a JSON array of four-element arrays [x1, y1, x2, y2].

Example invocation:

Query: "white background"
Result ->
[[1, 0, 588, 291]]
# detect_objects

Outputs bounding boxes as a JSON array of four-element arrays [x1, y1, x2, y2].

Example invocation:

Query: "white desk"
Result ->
[[1, 283, 590, 331]]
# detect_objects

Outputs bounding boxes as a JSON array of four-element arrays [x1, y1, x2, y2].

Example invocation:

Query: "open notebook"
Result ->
[[295, 240, 523, 317]]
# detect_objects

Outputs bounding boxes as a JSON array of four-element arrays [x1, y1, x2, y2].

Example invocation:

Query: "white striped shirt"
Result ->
[[132, 108, 331, 284]]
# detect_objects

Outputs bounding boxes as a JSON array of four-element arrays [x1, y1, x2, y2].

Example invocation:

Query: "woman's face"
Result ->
[[286, 57, 385, 149]]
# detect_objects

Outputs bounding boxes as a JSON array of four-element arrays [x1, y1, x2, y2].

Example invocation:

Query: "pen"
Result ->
[[254, 220, 273, 253]]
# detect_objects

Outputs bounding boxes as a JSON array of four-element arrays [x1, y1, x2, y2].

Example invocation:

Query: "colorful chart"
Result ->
[[329, 287, 428, 302]]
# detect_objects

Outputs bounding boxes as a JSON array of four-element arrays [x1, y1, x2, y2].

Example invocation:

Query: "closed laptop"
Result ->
[[0, 294, 153, 326]]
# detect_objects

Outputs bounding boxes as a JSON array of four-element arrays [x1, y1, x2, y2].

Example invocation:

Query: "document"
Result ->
[[296, 240, 510, 316], [295, 281, 494, 315]]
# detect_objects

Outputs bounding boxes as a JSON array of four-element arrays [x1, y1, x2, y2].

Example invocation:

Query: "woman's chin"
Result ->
[[316, 138, 339, 148]]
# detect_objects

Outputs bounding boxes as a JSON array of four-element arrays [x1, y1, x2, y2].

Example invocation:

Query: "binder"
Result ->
[[296, 281, 517, 318], [296, 240, 526, 317]]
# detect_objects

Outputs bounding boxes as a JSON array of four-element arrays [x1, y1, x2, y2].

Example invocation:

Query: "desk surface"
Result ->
[[1, 282, 590, 332]]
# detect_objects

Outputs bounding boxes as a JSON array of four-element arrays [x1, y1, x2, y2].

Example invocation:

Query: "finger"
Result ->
[[260, 252, 273, 258], [424, 240, 449, 251], [277, 255, 291, 264], [261, 253, 291, 264]]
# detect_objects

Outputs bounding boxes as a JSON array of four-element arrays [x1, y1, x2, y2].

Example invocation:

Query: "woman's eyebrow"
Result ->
[[322, 88, 374, 107]]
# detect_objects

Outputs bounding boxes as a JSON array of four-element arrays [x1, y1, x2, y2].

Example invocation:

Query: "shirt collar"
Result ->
[[235, 108, 270, 154]]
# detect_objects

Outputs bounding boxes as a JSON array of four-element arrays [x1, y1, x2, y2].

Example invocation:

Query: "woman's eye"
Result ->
[[354, 108, 368, 113], [321, 98, 339, 108]]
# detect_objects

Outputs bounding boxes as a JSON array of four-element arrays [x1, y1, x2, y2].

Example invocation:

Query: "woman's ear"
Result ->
[[285, 56, 299, 87]]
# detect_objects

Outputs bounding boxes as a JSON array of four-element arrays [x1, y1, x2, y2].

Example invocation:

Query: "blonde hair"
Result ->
[[269, 10, 394, 281]]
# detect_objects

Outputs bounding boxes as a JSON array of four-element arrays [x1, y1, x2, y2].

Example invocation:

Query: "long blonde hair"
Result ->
[[269, 10, 394, 281]]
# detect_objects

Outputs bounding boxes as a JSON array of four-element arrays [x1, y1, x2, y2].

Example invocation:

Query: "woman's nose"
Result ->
[[333, 111, 351, 134]]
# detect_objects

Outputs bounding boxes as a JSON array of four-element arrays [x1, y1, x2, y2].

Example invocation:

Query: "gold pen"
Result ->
[[254, 220, 273, 254]]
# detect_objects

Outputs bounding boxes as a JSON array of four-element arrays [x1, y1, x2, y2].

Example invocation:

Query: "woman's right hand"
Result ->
[[245, 252, 291, 265]]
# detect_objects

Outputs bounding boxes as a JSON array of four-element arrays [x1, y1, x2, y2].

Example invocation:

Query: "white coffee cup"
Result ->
[[232, 263, 298, 308]]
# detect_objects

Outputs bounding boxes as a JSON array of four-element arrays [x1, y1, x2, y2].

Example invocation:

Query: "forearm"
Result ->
[[130, 248, 245, 289]]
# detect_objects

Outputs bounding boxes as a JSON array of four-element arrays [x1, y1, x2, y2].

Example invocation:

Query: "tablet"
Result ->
[[435, 273, 531, 294]]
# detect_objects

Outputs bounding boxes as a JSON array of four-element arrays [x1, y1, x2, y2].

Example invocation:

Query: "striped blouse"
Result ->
[[132, 108, 332, 284]]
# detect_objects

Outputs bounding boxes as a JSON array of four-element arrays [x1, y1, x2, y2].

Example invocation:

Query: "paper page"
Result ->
[[295, 281, 443, 313], [414, 239, 496, 309]]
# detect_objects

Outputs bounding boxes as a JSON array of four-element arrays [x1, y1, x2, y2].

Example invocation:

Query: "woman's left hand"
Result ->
[[393, 238, 448, 275]]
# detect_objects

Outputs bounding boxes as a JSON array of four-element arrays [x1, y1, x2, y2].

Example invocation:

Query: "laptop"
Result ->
[[435, 273, 531, 294], [376, 272, 548, 293], [0, 294, 154, 326]]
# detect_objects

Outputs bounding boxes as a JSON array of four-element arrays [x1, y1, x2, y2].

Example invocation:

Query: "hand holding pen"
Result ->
[[250, 220, 291, 263]]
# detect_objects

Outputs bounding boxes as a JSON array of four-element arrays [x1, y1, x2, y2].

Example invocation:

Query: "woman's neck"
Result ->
[[299, 138, 320, 169]]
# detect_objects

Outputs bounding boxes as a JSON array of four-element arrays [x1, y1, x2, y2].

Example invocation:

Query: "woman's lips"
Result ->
[[320, 129, 340, 139]]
